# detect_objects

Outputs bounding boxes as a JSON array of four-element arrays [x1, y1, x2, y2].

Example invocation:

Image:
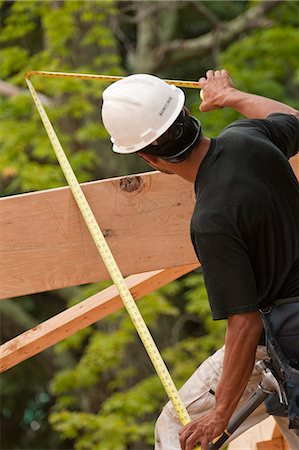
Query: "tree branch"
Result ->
[[191, 1, 221, 28], [0, 80, 52, 105], [153, 0, 282, 72]]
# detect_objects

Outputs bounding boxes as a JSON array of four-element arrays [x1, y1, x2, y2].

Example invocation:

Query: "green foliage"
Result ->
[[198, 24, 299, 138], [0, 0, 124, 196], [221, 26, 299, 100], [2, 1, 299, 449], [50, 409, 154, 450], [162, 274, 226, 386], [50, 375, 163, 449]]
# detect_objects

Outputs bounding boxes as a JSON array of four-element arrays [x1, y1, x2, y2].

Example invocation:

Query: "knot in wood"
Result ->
[[120, 176, 143, 193]]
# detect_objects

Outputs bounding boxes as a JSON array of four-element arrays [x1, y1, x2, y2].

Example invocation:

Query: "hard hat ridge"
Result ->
[[101, 74, 185, 153]]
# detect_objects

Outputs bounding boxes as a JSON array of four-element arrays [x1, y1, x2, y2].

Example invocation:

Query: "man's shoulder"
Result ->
[[219, 113, 299, 150], [221, 113, 297, 133], [219, 118, 267, 143]]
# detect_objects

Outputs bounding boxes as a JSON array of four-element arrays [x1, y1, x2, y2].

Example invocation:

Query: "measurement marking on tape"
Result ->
[[26, 74, 201, 448]]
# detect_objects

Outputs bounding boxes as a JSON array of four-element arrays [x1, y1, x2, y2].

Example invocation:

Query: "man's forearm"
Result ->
[[214, 312, 263, 421], [178, 313, 263, 450], [221, 88, 299, 120], [199, 70, 299, 120]]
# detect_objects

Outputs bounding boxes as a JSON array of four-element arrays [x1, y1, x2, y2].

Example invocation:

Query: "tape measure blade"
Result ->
[[26, 77, 194, 429]]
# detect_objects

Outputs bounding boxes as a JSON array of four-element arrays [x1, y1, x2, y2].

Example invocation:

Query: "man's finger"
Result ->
[[186, 434, 202, 450], [179, 430, 189, 450], [200, 438, 209, 450], [206, 69, 214, 79], [199, 101, 209, 112], [198, 77, 206, 88], [221, 69, 233, 82], [185, 434, 196, 450], [200, 101, 217, 113]]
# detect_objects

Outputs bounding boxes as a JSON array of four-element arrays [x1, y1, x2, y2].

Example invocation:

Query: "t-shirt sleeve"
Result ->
[[264, 113, 299, 158], [224, 113, 299, 159], [192, 231, 259, 320]]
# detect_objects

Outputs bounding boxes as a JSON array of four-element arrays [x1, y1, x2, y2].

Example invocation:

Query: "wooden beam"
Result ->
[[0, 171, 197, 299], [256, 423, 288, 450], [256, 436, 287, 450], [0, 263, 199, 372], [1, 154, 298, 301]]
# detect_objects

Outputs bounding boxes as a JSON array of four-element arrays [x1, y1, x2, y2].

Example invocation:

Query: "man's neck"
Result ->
[[172, 136, 211, 183]]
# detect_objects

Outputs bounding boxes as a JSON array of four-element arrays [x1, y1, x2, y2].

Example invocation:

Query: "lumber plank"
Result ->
[[1, 154, 298, 300], [256, 436, 286, 450], [0, 263, 199, 372], [0, 172, 197, 299]]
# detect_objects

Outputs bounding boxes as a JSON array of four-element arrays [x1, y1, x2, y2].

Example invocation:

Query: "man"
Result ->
[[101, 70, 299, 450]]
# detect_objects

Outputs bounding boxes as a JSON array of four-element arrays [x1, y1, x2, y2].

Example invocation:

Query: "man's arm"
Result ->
[[199, 69, 299, 120], [215, 312, 263, 420], [179, 311, 263, 450]]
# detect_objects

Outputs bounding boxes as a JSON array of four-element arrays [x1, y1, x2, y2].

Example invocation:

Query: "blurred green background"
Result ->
[[0, 1, 298, 449]]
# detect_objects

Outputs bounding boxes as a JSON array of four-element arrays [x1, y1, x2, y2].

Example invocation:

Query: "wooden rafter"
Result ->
[[0, 263, 199, 372]]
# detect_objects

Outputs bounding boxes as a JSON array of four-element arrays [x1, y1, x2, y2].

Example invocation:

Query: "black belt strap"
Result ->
[[273, 296, 299, 307]]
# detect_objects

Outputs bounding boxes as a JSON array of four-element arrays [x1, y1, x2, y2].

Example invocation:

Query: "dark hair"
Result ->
[[141, 108, 201, 163]]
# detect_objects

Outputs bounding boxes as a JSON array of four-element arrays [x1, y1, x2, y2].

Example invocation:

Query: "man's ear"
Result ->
[[138, 151, 159, 164]]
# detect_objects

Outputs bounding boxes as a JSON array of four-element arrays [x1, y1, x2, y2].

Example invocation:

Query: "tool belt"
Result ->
[[260, 296, 299, 433]]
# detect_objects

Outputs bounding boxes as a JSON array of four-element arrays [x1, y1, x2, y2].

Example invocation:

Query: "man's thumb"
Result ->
[[200, 101, 209, 112]]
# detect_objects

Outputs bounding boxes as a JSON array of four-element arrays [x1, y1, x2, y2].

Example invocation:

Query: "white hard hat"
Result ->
[[101, 74, 185, 154]]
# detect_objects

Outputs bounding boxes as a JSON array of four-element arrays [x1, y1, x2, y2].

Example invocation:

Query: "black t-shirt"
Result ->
[[190, 113, 299, 320]]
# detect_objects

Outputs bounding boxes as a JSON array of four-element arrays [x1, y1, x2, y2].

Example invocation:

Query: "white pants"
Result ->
[[155, 346, 299, 450]]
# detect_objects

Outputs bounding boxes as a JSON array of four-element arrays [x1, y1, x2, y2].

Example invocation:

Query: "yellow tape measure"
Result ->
[[26, 71, 201, 449], [25, 70, 200, 89]]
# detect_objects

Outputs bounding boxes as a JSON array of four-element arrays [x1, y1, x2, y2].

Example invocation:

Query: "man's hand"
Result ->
[[198, 69, 234, 112], [179, 408, 229, 450], [199, 68, 299, 119]]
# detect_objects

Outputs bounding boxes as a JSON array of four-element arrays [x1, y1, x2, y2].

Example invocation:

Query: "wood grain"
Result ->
[[0, 171, 197, 299], [256, 436, 287, 450]]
